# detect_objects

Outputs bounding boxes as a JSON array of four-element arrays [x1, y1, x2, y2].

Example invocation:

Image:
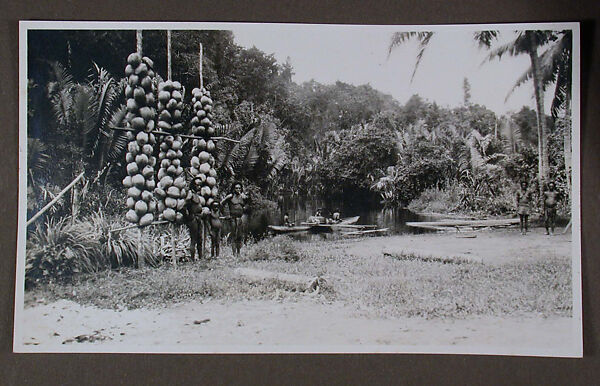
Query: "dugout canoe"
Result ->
[[268, 225, 312, 234]]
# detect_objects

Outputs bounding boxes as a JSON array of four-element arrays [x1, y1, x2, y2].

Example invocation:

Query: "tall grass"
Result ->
[[25, 212, 159, 287]]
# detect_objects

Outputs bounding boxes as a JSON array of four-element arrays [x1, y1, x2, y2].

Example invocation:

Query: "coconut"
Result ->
[[140, 107, 154, 121], [133, 86, 146, 103], [196, 109, 206, 119], [199, 163, 211, 174], [209, 168, 217, 178], [126, 98, 138, 112], [198, 151, 210, 163], [172, 139, 182, 151], [126, 162, 139, 176], [200, 95, 211, 105], [173, 177, 186, 189], [126, 131, 135, 141], [146, 119, 155, 132], [128, 74, 140, 86], [146, 93, 155, 106], [173, 110, 182, 122], [176, 199, 185, 211], [125, 65, 134, 77], [201, 186, 212, 197], [159, 109, 172, 123], [149, 156, 157, 167], [167, 186, 180, 197], [204, 104, 212, 113], [157, 200, 166, 213], [122, 175, 133, 188], [190, 167, 200, 176], [126, 196, 135, 209], [127, 186, 142, 199], [165, 197, 178, 209], [141, 76, 152, 91], [206, 176, 216, 187], [163, 208, 176, 221], [160, 159, 170, 169], [167, 165, 177, 175], [127, 142, 140, 155], [127, 53, 142, 66], [135, 200, 148, 216], [131, 117, 146, 131], [157, 121, 172, 131], [146, 179, 156, 190], [135, 154, 149, 167], [125, 209, 139, 223], [172, 159, 181, 167], [207, 140, 216, 152], [161, 175, 174, 188], [157, 169, 166, 181], [141, 190, 153, 202], [134, 63, 148, 76], [211, 187, 219, 197], [132, 174, 145, 188], [139, 213, 154, 227], [197, 139, 207, 151], [136, 131, 149, 144], [140, 144, 152, 156], [142, 165, 154, 178], [166, 149, 177, 160], [154, 187, 166, 198], [201, 207, 211, 217], [148, 200, 156, 213]]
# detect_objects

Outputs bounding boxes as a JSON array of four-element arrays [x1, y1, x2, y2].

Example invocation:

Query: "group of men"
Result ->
[[516, 180, 561, 236], [185, 179, 249, 260]]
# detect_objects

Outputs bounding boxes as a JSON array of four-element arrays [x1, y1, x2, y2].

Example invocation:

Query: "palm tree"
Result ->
[[504, 30, 572, 197], [485, 31, 558, 195], [47, 62, 129, 176]]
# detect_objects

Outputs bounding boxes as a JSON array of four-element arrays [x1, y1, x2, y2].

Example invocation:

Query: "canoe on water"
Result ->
[[303, 216, 362, 232], [267, 225, 312, 234]]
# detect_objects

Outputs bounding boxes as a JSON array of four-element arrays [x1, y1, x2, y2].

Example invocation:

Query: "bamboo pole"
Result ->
[[109, 220, 169, 233], [136, 30, 142, 55], [199, 42, 203, 89], [26, 171, 85, 226], [110, 126, 240, 143], [137, 228, 145, 267], [167, 30, 172, 81], [171, 223, 177, 266]]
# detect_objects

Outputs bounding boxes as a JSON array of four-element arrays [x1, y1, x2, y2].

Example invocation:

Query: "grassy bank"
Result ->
[[26, 234, 572, 320]]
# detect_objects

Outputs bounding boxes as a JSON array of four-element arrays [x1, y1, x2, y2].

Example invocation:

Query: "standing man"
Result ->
[[543, 181, 560, 235], [516, 181, 532, 235], [184, 176, 205, 260], [221, 182, 249, 257]]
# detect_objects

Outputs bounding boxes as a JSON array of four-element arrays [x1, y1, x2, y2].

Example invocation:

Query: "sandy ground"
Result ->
[[17, 298, 578, 355], [15, 229, 580, 355]]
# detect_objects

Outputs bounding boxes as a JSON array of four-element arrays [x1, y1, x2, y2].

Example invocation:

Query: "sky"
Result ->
[[230, 24, 561, 116]]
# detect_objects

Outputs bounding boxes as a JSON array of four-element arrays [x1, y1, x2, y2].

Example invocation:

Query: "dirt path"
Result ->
[[17, 297, 578, 355]]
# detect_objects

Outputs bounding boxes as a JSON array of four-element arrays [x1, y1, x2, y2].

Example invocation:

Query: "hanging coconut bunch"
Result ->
[[122, 52, 158, 227], [154, 80, 186, 223], [189, 87, 219, 218]]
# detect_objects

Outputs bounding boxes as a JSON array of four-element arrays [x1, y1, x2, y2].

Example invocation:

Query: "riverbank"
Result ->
[[17, 228, 577, 353]]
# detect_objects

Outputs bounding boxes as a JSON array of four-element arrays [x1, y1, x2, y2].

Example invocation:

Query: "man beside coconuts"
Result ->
[[221, 182, 249, 257], [184, 176, 206, 260]]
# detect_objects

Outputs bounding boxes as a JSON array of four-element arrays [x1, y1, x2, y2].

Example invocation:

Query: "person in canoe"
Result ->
[[331, 209, 341, 223], [283, 212, 294, 227], [308, 209, 326, 224], [221, 182, 249, 257]]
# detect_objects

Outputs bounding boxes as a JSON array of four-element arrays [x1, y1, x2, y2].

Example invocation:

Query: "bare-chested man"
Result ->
[[543, 182, 560, 235]]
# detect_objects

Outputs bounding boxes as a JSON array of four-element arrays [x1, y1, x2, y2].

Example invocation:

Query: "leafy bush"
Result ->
[[245, 236, 303, 262], [26, 217, 105, 287], [25, 213, 159, 287], [408, 185, 462, 214]]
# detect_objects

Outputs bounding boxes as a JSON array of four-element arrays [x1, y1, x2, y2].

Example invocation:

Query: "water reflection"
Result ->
[[245, 203, 438, 241]]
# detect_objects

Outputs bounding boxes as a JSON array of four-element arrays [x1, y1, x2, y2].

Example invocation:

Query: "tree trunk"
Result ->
[[528, 33, 549, 196], [563, 93, 572, 203], [167, 30, 172, 81]]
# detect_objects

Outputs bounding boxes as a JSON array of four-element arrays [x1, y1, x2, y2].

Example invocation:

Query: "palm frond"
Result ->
[[473, 30, 499, 48], [388, 31, 434, 82]]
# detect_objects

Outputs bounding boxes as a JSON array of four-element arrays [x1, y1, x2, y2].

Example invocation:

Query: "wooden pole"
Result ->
[[171, 223, 177, 266], [109, 220, 169, 233], [26, 171, 85, 226], [137, 228, 145, 267], [110, 127, 240, 143], [199, 42, 203, 89], [136, 30, 143, 55], [167, 30, 172, 81]]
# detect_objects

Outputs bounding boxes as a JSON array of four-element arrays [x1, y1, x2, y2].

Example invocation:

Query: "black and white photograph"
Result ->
[[14, 21, 581, 356]]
